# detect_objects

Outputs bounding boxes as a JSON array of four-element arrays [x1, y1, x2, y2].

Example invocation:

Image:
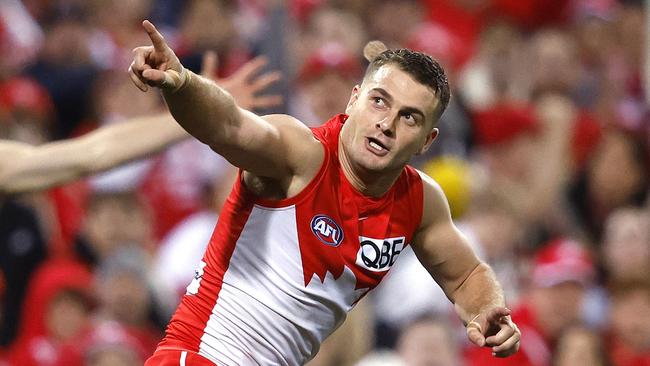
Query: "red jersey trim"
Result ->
[[158, 179, 255, 353], [405, 166, 425, 235]]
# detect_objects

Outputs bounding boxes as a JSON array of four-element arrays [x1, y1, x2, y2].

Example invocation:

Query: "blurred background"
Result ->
[[0, 0, 648, 365]]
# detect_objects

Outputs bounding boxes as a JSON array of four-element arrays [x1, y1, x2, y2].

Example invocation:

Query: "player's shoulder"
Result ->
[[414, 168, 452, 226], [414, 168, 446, 202], [260, 114, 324, 174], [263, 112, 323, 145]]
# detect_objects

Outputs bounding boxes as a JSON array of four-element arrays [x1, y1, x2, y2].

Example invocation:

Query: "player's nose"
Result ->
[[375, 115, 396, 137]]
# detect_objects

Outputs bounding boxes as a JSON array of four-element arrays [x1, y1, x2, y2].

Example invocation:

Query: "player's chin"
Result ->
[[359, 159, 391, 173], [353, 151, 382, 168]]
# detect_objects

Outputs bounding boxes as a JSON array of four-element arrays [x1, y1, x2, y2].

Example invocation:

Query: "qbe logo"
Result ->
[[356, 236, 405, 272], [311, 215, 344, 247]]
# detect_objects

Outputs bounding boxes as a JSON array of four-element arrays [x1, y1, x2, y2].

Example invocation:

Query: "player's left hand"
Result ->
[[466, 307, 521, 357]]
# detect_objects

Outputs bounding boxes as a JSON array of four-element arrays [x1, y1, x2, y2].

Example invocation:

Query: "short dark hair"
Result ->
[[364, 49, 450, 124]]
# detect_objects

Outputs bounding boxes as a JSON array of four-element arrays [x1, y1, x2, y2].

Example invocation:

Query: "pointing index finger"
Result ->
[[142, 20, 167, 52]]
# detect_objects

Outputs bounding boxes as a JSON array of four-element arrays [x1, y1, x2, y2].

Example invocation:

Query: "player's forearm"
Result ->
[[162, 71, 241, 148], [451, 262, 506, 324]]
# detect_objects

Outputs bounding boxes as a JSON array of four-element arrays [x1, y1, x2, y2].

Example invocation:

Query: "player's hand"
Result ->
[[199, 52, 283, 110], [128, 20, 188, 92], [466, 307, 521, 357]]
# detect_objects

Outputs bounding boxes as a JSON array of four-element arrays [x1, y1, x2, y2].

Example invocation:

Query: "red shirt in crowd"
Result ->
[[609, 336, 650, 366]]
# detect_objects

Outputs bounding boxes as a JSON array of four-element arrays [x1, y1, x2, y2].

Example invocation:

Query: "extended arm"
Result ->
[[1, 51, 283, 195], [412, 172, 520, 357], [0, 114, 184, 194], [129, 21, 321, 180]]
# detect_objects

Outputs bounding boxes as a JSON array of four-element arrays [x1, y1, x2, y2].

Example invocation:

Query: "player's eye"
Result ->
[[401, 113, 417, 126], [372, 97, 386, 107]]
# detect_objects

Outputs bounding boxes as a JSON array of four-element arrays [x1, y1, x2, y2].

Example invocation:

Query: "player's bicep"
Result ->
[[411, 172, 482, 299], [216, 110, 322, 179]]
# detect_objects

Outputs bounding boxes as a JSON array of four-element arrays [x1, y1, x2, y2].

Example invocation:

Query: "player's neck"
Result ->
[[338, 139, 400, 198]]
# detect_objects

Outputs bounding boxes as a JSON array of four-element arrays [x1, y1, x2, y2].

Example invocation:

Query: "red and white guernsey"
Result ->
[[158, 114, 424, 365]]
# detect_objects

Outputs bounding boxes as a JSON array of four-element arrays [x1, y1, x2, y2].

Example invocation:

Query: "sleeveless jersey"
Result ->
[[158, 114, 424, 365]]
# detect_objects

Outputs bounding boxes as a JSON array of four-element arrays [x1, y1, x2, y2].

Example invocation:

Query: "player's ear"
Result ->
[[416, 128, 439, 155], [345, 85, 361, 114]]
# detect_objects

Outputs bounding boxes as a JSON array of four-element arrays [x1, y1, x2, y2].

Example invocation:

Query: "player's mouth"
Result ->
[[365, 137, 390, 157]]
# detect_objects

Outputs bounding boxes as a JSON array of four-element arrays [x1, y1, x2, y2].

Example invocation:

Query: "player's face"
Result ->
[[341, 65, 439, 175]]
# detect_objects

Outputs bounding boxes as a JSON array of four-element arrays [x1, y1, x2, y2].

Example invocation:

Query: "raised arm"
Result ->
[[411, 172, 521, 358], [128, 21, 321, 180]]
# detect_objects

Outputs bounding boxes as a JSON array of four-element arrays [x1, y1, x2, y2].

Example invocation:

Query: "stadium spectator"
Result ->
[[553, 325, 611, 366], [606, 280, 650, 366]]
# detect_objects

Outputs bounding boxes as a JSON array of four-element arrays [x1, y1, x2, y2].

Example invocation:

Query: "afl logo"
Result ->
[[310, 215, 344, 247]]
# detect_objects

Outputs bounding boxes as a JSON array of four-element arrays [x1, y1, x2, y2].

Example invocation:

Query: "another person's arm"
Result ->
[[129, 21, 320, 180], [0, 51, 282, 195], [411, 173, 521, 358], [0, 115, 184, 194]]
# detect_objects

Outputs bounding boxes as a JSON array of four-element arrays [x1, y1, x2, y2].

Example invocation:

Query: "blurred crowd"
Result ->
[[0, 0, 648, 365]]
